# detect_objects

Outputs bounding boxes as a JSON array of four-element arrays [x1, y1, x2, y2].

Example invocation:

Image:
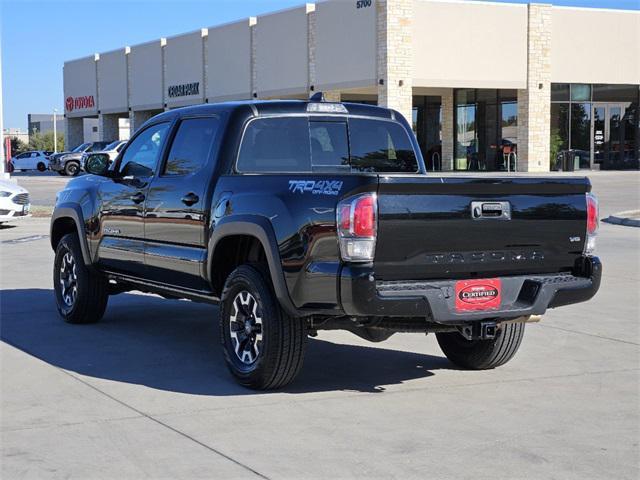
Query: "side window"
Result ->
[[90, 142, 108, 152], [16, 153, 28, 159], [119, 123, 170, 177], [163, 117, 220, 176], [309, 121, 349, 168], [349, 118, 419, 173], [237, 117, 310, 173], [31, 152, 39, 158]]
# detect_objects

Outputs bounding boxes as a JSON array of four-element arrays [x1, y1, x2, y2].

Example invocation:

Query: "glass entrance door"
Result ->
[[592, 103, 638, 170]]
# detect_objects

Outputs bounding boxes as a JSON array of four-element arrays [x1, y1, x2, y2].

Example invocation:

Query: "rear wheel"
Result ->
[[220, 265, 306, 390], [53, 233, 108, 324], [64, 161, 80, 176], [436, 323, 525, 370]]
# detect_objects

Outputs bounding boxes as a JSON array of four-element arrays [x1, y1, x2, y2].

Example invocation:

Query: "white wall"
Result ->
[[129, 40, 164, 111], [83, 118, 99, 142], [551, 7, 640, 84], [206, 19, 252, 101], [256, 6, 309, 97], [315, 0, 377, 91], [164, 30, 206, 108], [412, 0, 528, 89], [97, 48, 128, 114], [63, 56, 98, 118]]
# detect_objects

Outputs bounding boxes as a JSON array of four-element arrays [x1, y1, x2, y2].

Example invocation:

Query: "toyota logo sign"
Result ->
[[65, 95, 95, 112]]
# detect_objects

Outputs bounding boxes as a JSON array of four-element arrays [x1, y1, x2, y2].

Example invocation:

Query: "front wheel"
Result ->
[[220, 265, 307, 390], [53, 233, 108, 324], [64, 161, 80, 176], [436, 323, 525, 370], [37, 162, 46, 172]]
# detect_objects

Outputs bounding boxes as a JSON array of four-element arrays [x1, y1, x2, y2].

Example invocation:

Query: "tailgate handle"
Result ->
[[471, 201, 511, 220]]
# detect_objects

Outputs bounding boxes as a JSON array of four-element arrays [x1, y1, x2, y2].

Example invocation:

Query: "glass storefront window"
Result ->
[[551, 83, 570, 102], [455, 103, 476, 170], [454, 89, 518, 171], [571, 84, 591, 102], [499, 89, 518, 102], [413, 96, 442, 170], [570, 103, 591, 168], [550, 103, 569, 170], [593, 84, 640, 103]]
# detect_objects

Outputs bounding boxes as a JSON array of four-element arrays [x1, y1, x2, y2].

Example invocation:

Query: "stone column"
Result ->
[[517, 3, 552, 172], [441, 89, 455, 171], [307, 3, 316, 99], [376, 0, 414, 124], [129, 110, 157, 136], [98, 113, 119, 141], [64, 117, 84, 150], [250, 17, 258, 99]]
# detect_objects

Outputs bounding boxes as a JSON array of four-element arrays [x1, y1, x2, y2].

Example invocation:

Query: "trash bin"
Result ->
[[557, 150, 575, 171]]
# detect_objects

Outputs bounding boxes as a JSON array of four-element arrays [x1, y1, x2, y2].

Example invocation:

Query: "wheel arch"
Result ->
[[208, 215, 298, 317], [50, 206, 92, 266]]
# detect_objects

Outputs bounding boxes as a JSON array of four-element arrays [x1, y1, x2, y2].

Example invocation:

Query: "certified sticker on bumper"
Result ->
[[455, 278, 501, 312]]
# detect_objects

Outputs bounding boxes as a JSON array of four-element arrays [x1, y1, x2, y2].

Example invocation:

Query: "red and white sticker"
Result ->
[[455, 279, 502, 312]]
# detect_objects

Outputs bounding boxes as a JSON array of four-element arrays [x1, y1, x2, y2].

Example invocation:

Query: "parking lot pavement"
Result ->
[[9, 171, 69, 207], [1, 178, 639, 479]]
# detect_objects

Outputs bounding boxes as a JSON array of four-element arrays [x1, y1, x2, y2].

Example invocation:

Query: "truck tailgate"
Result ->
[[374, 176, 591, 281]]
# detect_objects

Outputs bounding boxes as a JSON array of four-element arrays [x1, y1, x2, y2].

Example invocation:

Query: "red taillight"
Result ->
[[586, 193, 598, 235], [336, 193, 377, 262], [353, 195, 375, 237], [339, 204, 351, 232]]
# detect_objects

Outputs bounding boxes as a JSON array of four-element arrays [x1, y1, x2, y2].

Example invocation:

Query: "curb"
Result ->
[[603, 214, 640, 228]]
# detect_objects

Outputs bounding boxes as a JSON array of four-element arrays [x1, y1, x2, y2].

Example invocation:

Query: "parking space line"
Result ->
[[58, 368, 271, 480]]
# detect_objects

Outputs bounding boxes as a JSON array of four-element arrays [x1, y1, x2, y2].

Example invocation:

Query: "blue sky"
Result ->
[[2, 0, 638, 131]]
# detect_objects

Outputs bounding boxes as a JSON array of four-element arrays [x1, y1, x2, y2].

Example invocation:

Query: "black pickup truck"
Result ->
[[50, 98, 601, 389]]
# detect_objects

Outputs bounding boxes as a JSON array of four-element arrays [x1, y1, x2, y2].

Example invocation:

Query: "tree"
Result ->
[[28, 130, 64, 152], [9, 136, 28, 155], [549, 127, 563, 171]]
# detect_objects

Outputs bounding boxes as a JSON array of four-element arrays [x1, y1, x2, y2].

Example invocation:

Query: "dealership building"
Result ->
[[63, 0, 639, 172]]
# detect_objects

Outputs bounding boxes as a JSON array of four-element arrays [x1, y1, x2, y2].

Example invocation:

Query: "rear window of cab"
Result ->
[[236, 116, 419, 174]]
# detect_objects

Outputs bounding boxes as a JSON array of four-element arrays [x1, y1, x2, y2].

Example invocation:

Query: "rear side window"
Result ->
[[349, 118, 419, 173], [237, 117, 310, 173], [164, 117, 220, 175], [309, 121, 349, 168]]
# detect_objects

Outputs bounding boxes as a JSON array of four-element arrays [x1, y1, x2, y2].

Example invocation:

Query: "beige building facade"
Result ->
[[63, 0, 640, 172]]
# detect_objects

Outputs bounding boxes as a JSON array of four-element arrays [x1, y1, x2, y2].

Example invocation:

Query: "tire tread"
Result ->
[[436, 323, 525, 370]]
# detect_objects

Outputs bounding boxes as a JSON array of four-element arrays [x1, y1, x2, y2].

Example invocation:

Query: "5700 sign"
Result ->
[[356, 0, 372, 8]]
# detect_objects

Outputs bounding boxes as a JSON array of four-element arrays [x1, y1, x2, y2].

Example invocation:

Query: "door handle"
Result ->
[[130, 192, 145, 204], [181, 192, 199, 206]]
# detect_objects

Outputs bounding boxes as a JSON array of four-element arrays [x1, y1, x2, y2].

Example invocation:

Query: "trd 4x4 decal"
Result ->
[[288, 180, 343, 196]]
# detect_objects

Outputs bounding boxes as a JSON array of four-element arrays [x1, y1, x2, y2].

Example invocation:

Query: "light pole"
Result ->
[[53, 108, 58, 153], [0, 29, 6, 178]]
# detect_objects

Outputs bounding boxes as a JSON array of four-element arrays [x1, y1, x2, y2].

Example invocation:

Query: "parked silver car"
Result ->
[[81, 140, 127, 171], [49, 141, 112, 176]]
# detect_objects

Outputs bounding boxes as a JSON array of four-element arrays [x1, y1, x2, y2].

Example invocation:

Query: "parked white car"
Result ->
[[9, 151, 50, 172], [0, 180, 31, 224]]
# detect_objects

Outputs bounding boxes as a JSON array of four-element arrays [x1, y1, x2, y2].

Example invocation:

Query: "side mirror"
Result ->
[[85, 153, 110, 176]]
